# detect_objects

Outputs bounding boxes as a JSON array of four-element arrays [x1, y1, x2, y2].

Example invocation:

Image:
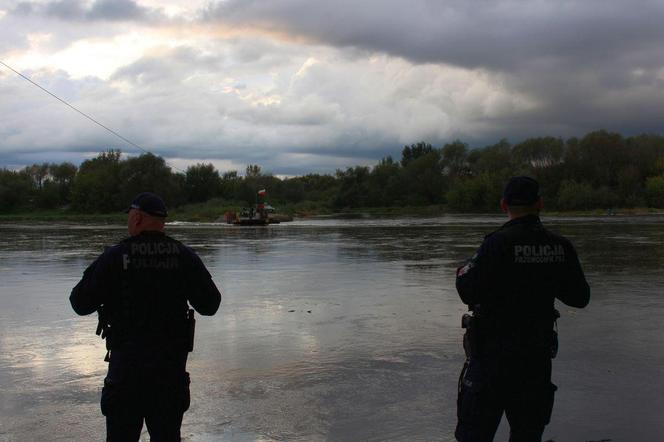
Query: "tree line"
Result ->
[[2, 130, 664, 214]]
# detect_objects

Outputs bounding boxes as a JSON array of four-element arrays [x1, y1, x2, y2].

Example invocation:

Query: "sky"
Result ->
[[2, 0, 664, 175]]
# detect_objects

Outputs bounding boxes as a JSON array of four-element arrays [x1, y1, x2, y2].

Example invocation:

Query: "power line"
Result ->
[[0, 59, 186, 173]]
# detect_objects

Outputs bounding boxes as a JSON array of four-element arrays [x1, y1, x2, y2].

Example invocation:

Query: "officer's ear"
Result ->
[[500, 198, 509, 214], [535, 197, 544, 211]]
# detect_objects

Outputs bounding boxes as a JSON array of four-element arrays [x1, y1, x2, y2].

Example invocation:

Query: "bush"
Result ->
[[446, 174, 502, 212], [646, 175, 664, 208], [557, 180, 620, 210]]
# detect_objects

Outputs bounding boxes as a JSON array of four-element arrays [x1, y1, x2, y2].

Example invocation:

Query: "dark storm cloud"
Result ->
[[206, 0, 664, 139], [207, 0, 664, 71], [11, 0, 157, 22]]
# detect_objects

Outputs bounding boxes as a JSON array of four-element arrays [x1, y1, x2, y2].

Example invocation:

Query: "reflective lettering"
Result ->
[[514, 244, 566, 263]]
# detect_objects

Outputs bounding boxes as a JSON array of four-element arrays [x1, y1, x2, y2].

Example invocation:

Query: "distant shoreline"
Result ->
[[1, 206, 663, 224]]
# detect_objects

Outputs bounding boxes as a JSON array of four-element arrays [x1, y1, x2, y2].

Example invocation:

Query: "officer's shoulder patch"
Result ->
[[457, 261, 474, 277]]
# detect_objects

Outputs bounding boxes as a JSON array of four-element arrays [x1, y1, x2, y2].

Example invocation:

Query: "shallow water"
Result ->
[[1, 215, 663, 441]]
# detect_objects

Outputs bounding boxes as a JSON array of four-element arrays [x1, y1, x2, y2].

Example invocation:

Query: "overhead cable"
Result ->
[[0, 59, 186, 173]]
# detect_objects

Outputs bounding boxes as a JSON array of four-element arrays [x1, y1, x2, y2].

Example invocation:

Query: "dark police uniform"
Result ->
[[70, 230, 221, 441], [455, 214, 590, 442]]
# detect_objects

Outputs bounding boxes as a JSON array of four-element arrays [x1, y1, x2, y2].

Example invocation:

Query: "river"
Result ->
[[1, 215, 663, 441]]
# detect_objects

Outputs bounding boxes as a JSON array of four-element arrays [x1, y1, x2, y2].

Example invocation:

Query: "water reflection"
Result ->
[[1, 215, 663, 441]]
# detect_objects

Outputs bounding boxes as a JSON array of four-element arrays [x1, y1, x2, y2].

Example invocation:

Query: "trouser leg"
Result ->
[[504, 378, 557, 442], [145, 412, 184, 442], [101, 376, 143, 442], [144, 371, 191, 442], [105, 413, 144, 442], [455, 360, 503, 442]]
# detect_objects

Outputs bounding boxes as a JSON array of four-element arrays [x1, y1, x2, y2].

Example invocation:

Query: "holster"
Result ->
[[187, 309, 196, 352], [461, 312, 480, 359], [96, 305, 112, 361], [551, 309, 560, 359]]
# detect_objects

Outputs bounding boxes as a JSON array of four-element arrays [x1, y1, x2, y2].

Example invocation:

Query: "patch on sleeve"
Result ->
[[457, 261, 474, 277]]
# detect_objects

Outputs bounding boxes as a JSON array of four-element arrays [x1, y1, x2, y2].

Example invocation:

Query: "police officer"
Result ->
[[455, 177, 590, 442], [70, 192, 222, 441]]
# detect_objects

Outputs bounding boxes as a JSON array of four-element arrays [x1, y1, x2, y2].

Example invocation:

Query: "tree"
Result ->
[[441, 140, 470, 178], [119, 153, 183, 207], [220, 170, 241, 200], [401, 142, 434, 167], [49, 162, 78, 204], [185, 163, 221, 203], [571, 130, 627, 188], [446, 173, 503, 212], [28, 163, 50, 190], [289, 174, 339, 205], [245, 164, 262, 178], [646, 176, 664, 208], [368, 156, 403, 206], [281, 178, 306, 203], [0, 169, 33, 212], [512, 137, 564, 170], [557, 180, 618, 210], [402, 150, 445, 204], [334, 166, 370, 208], [70, 150, 123, 212], [468, 139, 512, 175]]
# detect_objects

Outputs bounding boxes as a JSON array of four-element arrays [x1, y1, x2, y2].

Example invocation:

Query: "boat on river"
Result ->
[[223, 189, 291, 225], [224, 206, 276, 225]]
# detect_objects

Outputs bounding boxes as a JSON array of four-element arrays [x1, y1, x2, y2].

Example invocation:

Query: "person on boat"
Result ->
[[70, 192, 221, 441], [454, 176, 590, 442]]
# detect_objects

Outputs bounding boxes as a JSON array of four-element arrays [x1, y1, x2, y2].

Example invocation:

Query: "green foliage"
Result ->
[[567, 130, 627, 187], [334, 166, 370, 208], [512, 137, 564, 170], [468, 139, 512, 175], [557, 180, 619, 210], [286, 174, 338, 206], [120, 153, 184, 207], [185, 163, 221, 203], [368, 156, 403, 206], [220, 170, 241, 200], [446, 174, 502, 212], [70, 150, 123, 212], [441, 140, 470, 177], [401, 142, 434, 167], [49, 162, 77, 204], [240, 174, 282, 206], [0, 169, 33, 211], [5, 130, 664, 216], [401, 150, 445, 204], [646, 176, 664, 208], [245, 164, 262, 178], [556, 180, 596, 210]]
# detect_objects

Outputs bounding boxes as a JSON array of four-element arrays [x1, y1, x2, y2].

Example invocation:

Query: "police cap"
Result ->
[[125, 192, 168, 217], [503, 176, 540, 206]]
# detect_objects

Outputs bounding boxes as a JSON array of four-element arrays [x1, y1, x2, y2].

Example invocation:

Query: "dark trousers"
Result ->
[[455, 356, 556, 442], [101, 352, 191, 442], [104, 394, 186, 442]]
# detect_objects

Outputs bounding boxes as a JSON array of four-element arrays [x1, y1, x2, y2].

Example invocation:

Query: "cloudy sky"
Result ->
[[1, 0, 664, 175]]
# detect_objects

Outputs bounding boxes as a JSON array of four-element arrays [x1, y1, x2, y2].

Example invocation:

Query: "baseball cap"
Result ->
[[503, 176, 540, 206], [125, 192, 168, 217]]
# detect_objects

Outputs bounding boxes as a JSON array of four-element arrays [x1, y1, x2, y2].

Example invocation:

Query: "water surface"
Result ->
[[1, 215, 663, 441]]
